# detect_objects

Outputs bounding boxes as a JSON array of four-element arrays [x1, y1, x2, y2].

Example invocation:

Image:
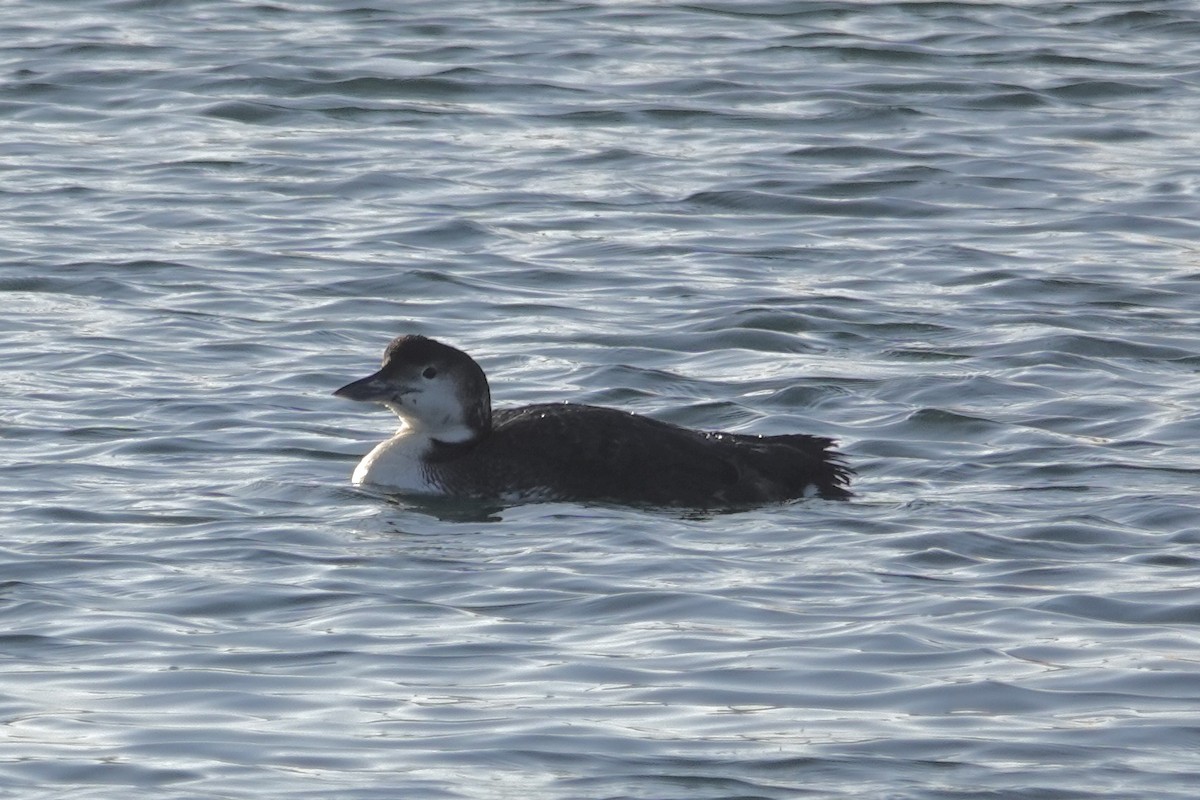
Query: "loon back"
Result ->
[[428, 404, 851, 506]]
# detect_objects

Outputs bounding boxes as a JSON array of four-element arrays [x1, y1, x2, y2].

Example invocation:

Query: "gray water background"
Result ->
[[3, 1, 1200, 797]]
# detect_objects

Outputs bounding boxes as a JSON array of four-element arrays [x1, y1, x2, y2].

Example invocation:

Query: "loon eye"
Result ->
[[422, 366, 437, 379]]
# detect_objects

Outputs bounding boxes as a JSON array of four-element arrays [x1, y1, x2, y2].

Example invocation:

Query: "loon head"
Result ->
[[334, 335, 492, 444]]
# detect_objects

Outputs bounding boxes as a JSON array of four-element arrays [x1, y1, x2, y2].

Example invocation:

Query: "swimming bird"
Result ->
[[333, 335, 851, 507]]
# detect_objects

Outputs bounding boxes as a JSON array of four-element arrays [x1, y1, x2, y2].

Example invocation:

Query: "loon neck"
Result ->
[[426, 434, 484, 462], [387, 403, 482, 446]]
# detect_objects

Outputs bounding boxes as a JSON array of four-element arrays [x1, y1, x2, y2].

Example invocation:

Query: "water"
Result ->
[[3, 1, 1200, 797]]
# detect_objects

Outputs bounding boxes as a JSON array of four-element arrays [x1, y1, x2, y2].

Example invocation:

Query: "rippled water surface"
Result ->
[[4, 1, 1200, 797]]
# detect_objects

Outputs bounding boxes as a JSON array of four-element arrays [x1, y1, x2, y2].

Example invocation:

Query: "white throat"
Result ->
[[384, 401, 476, 444]]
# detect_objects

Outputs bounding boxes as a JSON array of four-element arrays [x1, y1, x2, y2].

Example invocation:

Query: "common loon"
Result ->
[[333, 335, 851, 507]]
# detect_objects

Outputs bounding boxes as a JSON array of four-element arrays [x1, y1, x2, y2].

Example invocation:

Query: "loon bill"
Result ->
[[333, 335, 851, 507]]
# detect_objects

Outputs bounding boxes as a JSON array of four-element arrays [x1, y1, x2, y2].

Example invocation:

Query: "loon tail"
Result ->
[[769, 434, 854, 500]]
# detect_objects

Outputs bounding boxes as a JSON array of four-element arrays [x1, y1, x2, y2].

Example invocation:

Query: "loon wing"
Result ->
[[468, 404, 849, 506]]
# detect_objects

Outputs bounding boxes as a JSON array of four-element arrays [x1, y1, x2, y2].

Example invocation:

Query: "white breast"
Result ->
[[350, 430, 441, 493]]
